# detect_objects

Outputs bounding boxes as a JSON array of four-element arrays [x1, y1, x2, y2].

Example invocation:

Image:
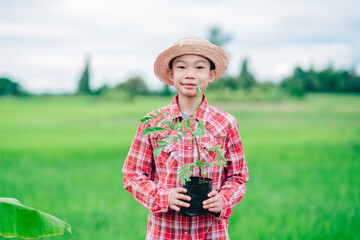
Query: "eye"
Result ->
[[196, 66, 205, 70], [177, 66, 185, 69]]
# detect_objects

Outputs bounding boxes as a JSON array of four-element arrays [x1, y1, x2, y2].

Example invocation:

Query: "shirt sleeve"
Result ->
[[122, 122, 171, 213], [218, 119, 249, 220]]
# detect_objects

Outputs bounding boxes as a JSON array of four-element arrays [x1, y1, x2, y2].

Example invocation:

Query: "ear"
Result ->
[[165, 68, 174, 85], [208, 69, 217, 83], [166, 69, 174, 83]]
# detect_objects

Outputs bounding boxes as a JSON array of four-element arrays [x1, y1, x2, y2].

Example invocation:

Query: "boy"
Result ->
[[122, 37, 249, 240]]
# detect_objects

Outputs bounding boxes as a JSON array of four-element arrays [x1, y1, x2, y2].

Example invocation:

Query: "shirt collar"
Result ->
[[170, 94, 210, 123]]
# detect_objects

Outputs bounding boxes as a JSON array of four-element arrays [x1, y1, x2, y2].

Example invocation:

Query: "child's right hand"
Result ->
[[168, 188, 191, 212]]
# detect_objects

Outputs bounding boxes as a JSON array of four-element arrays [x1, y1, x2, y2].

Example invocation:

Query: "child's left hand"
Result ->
[[202, 190, 223, 213]]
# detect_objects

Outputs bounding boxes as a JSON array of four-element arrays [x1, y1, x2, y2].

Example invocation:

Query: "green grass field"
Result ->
[[0, 94, 359, 239]]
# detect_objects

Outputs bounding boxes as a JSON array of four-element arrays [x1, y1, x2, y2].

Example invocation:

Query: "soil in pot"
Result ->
[[180, 176, 213, 217]]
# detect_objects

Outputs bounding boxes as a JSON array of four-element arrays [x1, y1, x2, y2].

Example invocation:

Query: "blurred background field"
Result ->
[[1, 1, 360, 239], [0, 93, 359, 239]]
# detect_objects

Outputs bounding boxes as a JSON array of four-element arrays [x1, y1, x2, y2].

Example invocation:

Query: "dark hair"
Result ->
[[169, 57, 215, 70]]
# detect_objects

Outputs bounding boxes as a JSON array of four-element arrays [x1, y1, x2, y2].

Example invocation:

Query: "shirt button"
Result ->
[[188, 147, 191, 150], [185, 232, 187, 234]]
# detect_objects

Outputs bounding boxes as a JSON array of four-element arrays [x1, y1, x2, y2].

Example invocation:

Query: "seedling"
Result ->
[[140, 85, 226, 184]]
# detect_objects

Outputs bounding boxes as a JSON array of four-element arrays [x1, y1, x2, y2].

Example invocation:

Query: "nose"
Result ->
[[185, 68, 195, 79]]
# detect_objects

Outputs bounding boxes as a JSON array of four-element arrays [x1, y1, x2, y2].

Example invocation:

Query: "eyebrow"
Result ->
[[174, 59, 207, 64]]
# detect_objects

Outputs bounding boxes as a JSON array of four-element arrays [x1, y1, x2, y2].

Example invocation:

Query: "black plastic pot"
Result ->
[[180, 176, 213, 217]]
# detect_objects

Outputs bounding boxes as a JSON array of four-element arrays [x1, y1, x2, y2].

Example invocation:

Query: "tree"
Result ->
[[0, 77, 23, 96], [342, 69, 360, 92], [206, 26, 232, 47], [280, 67, 308, 97], [160, 83, 172, 96], [115, 75, 149, 98], [77, 57, 92, 94], [207, 60, 257, 91], [237, 59, 256, 90], [281, 65, 360, 96]]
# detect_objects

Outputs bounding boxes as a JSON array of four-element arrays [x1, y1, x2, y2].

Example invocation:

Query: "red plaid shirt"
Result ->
[[123, 95, 249, 240]]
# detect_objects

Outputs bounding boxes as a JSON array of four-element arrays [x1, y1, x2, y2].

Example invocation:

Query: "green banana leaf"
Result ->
[[0, 198, 71, 239]]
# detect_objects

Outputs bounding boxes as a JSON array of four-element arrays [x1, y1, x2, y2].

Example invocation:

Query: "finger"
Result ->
[[171, 199, 190, 209], [203, 201, 221, 211], [207, 190, 218, 198], [170, 204, 180, 212], [176, 199, 190, 208], [203, 196, 218, 205], [170, 188, 189, 201], [203, 202, 218, 209], [203, 198, 214, 205], [177, 193, 191, 202], [174, 187, 187, 194], [208, 207, 221, 213]]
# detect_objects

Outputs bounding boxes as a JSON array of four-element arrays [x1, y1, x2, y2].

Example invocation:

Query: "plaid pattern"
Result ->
[[123, 95, 249, 240]]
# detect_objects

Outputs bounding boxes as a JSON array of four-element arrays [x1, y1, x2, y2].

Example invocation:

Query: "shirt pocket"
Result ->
[[150, 137, 180, 187], [159, 142, 179, 168], [200, 141, 218, 163], [150, 136, 179, 169], [200, 133, 227, 161]]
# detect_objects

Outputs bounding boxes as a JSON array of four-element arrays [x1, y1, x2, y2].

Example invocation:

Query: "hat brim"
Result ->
[[154, 43, 229, 86]]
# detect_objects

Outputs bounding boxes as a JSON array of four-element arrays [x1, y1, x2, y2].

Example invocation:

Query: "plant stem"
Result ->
[[193, 137, 202, 182]]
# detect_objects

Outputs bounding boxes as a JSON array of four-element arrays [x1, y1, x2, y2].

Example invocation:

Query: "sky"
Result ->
[[0, 0, 359, 94]]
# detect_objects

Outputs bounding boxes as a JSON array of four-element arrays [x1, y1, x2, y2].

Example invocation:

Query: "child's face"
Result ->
[[169, 54, 216, 99]]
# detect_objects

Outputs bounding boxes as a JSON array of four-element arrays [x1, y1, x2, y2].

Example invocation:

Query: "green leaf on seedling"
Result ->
[[186, 118, 191, 127], [167, 133, 183, 143], [199, 120, 205, 134], [218, 148, 226, 154], [179, 129, 186, 136], [214, 152, 227, 167], [195, 84, 201, 95], [192, 121, 205, 138], [142, 127, 166, 136], [214, 160, 227, 168], [196, 160, 202, 167], [208, 145, 222, 151], [192, 84, 203, 115], [153, 145, 167, 156], [178, 163, 195, 184], [219, 152, 226, 161], [155, 111, 162, 118], [140, 116, 152, 123], [156, 141, 167, 145], [178, 163, 193, 175], [173, 121, 188, 130], [161, 120, 175, 129], [204, 162, 211, 167]]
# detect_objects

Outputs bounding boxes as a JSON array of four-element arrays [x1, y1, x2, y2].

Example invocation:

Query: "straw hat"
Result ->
[[154, 36, 229, 86]]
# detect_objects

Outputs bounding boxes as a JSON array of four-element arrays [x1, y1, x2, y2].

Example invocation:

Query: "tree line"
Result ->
[[281, 65, 360, 97], [1, 26, 359, 98], [73, 25, 360, 99], [1, 59, 359, 99]]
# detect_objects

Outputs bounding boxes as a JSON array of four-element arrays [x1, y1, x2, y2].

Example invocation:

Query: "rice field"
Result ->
[[0, 93, 359, 239]]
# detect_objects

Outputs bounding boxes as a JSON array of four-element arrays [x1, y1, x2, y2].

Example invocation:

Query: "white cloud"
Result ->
[[0, 22, 78, 38], [238, 42, 354, 82], [0, 0, 359, 93]]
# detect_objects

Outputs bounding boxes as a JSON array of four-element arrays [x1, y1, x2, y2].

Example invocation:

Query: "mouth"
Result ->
[[182, 83, 197, 88]]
